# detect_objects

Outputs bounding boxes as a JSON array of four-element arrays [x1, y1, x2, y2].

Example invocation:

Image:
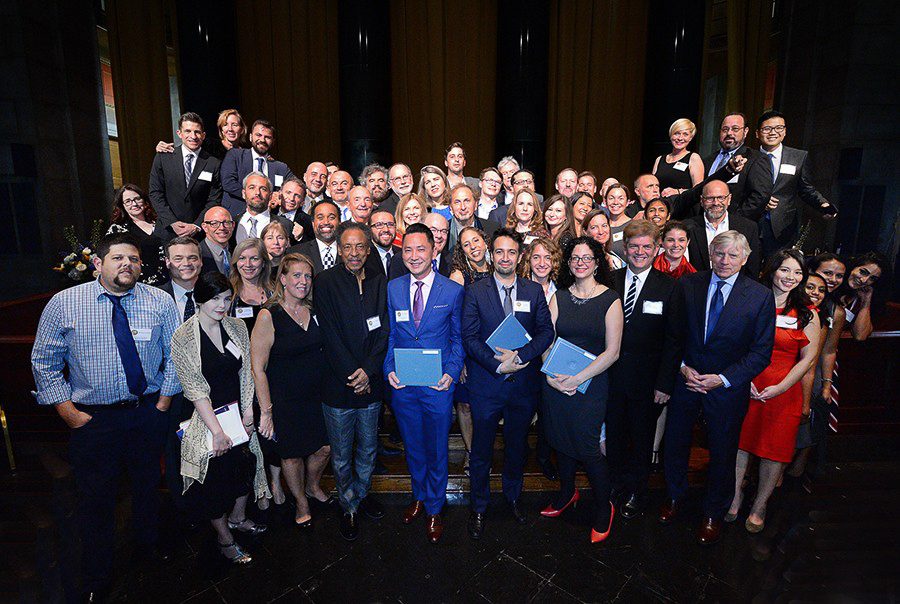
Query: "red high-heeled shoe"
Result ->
[[591, 502, 616, 543], [540, 490, 580, 517]]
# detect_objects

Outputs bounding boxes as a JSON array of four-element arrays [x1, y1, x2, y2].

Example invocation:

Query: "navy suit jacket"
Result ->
[[672, 271, 775, 397], [220, 148, 295, 216], [384, 272, 465, 384], [461, 276, 554, 398]]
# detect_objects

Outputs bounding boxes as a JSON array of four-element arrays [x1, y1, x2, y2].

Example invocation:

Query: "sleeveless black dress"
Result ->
[[655, 152, 697, 191], [266, 305, 328, 459], [541, 288, 618, 460]]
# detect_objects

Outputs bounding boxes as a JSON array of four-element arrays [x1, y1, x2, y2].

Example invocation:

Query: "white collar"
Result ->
[[625, 266, 651, 287], [410, 269, 436, 288], [181, 145, 198, 163]]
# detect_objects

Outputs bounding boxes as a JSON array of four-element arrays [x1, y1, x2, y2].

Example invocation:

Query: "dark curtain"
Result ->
[[725, 0, 772, 115]]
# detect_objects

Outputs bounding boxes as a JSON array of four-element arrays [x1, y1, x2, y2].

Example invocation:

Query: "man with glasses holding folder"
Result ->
[[384, 223, 465, 543], [461, 228, 554, 539]]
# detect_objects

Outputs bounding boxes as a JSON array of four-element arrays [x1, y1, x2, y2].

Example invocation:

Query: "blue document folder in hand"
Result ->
[[540, 338, 597, 394], [485, 313, 532, 355], [395, 348, 443, 387]]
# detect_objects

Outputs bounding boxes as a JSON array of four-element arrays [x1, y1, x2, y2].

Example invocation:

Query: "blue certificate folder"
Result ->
[[395, 348, 443, 386], [540, 338, 597, 394], [485, 314, 532, 355]]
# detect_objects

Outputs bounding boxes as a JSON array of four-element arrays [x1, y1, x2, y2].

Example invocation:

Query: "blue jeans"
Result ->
[[322, 402, 382, 514]]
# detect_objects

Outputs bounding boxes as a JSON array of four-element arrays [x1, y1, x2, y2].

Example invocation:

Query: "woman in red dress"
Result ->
[[727, 249, 821, 532]]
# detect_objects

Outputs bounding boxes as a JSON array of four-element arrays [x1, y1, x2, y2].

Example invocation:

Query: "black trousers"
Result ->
[[69, 395, 162, 592], [606, 390, 660, 496]]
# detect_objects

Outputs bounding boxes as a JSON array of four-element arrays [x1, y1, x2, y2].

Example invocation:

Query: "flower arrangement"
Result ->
[[52, 219, 106, 284]]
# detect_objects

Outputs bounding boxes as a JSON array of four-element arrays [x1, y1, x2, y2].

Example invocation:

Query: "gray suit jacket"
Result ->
[[765, 145, 831, 240]]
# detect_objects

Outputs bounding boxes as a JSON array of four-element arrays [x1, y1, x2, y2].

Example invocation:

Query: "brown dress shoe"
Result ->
[[657, 499, 680, 524], [696, 517, 722, 545], [403, 500, 425, 524], [426, 514, 443, 543]]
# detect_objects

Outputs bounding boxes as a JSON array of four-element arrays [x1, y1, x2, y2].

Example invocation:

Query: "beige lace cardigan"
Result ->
[[171, 315, 270, 501]]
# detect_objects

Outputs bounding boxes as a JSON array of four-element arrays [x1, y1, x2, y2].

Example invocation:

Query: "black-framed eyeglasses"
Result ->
[[203, 220, 235, 228], [759, 125, 786, 134], [372, 221, 395, 229], [569, 255, 596, 265]]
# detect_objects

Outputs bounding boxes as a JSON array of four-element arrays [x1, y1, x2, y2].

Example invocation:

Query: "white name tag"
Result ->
[[514, 300, 531, 313], [524, 235, 536, 245], [225, 340, 242, 359], [366, 315, 381, 331], [776, 315, 799, 329], [779, 163, 796, 175], [844, 308, 856, 323], [612, 231, 623, 242], [673, 161, 689, 172], [198, 170, 213, 182], [727, 174, 739, 184], [396, 309, 410, 322], [235, 306, 254, 319], [132, 328, 152, 342], [274, 174, 284, 187], [642, 300, 663, 315]]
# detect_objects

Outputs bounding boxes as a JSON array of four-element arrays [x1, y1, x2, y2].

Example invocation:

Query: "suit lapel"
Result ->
[[614, 270, 626, 302], [168, 151, 187, 198], [708, 275, 749, 342], [185, 152, 205, 194], [695, 272, 712, 344]]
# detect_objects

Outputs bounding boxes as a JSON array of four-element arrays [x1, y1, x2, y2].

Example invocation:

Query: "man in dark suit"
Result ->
[[384, 223, 465, 543], [232, 173, 294, 246], [607, 220, 681, 518], [448, 184, 499, 255], [360, 163, 391, 209], [276, 177, 314, 245], [754, 110, 838, 257], [702, 113, 773, 220], [380, 163, 415, 215], [148, 112, 222, 241], [461, 228, 555, 539], [366, 209, 400, 277], [220, 119, 295, 216], [659, 230, 775, 545], [683, 180, 761, 278], [198, 206, 234, 275], [289, 200, 341, 274]]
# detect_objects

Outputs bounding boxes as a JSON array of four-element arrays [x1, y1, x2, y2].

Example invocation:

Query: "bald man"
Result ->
[[329, 170, 354, 222], [555, 168, 578, 197], [348, 185, 374, 224], [304, 161, 328, 209], [199, 206, 235, 275]]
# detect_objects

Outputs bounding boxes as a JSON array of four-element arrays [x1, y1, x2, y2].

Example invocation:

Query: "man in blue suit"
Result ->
[[384, 223, 465, 543], [220, 119, 295, 216], [659, 230, 775, 545], [461, 228, 555, 539]]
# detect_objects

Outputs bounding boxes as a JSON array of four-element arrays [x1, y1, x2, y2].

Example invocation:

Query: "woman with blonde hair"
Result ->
[[260, 220, 290, 268], [393, 193, 429, 246], [228, 238, 273, 331], [652, 118, 704, 193]]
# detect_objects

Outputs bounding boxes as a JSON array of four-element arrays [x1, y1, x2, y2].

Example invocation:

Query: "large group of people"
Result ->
[[31, 106, 890, 602]]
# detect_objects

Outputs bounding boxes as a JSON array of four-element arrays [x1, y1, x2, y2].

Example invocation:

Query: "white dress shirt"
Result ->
[[237, 209, 272, 242], [477, 197, 499, 220], [171, 280, 193, 323], [316, 238, 338, 266], [409, 269, 436, 310], [704, 213, 730, 255], [375, 243, 393, 274], [624, 266, 651, 304]]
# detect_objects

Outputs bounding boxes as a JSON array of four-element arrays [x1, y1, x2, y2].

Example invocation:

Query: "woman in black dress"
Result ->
[[172, 272, 269, 565], [652, 118, 704, 193], [540, 236, 624, 543], [251, 253, 332, 526], [106, 184, 166, 285]]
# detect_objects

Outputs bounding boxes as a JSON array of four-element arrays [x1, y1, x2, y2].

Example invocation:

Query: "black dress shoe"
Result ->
[[373, 460, 389, 475], [359, 496, 385, 519], [538, 459, 559, 481], [340, 512, 359, 541], [467, 511, 485, 540], [509, 500, 527, 525], [620, 494, 642, 520]]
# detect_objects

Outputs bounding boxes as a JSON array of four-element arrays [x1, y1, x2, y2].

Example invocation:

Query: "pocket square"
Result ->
[[434, 304, 449, 309]]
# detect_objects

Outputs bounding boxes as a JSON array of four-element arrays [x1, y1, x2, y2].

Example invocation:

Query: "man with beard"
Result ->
[[199, 206, 235, 275], [290, 200, 342, 274], [221, 119, 295, 215], [702, 113, 772, 219], [360, 164, 391, 208], [347, 185, 374, 224], [444, 142, 480, 189], [381, 163, 415, 214], [365, 209, 399, 277], [461, 228, 554, 539], [329, 170, 354, 222], [31, 232, 181, 601], [555, 168, 578, 198], [233, 172, 294, 245]]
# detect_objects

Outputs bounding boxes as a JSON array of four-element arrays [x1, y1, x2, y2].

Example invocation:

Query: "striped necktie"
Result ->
[[623, 275, 638, 321]]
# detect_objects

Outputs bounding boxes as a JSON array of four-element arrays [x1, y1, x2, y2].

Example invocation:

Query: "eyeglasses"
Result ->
[[569, 255, 596, 265], [481, 178, 502, 186], [390, 174, 412, 183], [429, 228, 450, 236], [122, 197, 143, 206], [701, 195, 730, 204], [759, 125, 786, 134], [203, 220, 235, 228], [371, 221, 395, 229], [720, 126, 745, 133], [513, 178, 534, 186]]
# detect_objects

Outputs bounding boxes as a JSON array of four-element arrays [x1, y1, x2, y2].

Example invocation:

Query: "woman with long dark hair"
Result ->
[[838, 251, 888, 341]]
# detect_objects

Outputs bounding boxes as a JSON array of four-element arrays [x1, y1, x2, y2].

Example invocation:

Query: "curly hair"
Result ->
[[518, 236, 562, 283], [112, 183, 157, 224], [450, 226, 492, 280], [557, 236, 612, 289]]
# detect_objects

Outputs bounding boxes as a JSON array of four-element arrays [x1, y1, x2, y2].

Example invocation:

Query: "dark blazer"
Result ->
[[378, 191, 400, 215], [365, 242, 401, 278], [148, 146, 222, 240], [663, 161, 745, 220], [765, 145, 832, 240], [231, 213, 294, 247], [488, 204, 509, 225], [461, 276, 555, 398], [314, 264, 389, 407], [220, 148, 295, 216], [279, 209, 315, 245], [388, 246, 451, 279], [609, 268, 681, 398], [672, 271, 775, 393], [683, 212, 761, 278], [289, 238, 342, 275], [199, 239, 233, 275], [448, 216, 500, 254], [702, 144, 773, 222]]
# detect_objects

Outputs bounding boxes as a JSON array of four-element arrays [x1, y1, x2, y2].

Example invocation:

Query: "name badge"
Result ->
[[776, 315, 799, 329], [396, 309, 410, 322], [132, 328, 152, 342], [523, 235, 536, 245], [673, 161, 689, 172], [274, 174, 284, 187], [514, 300, 531, 313], [612, 231, 623, 242], [779, 163, 796, 175], [198, 170, 213, 182], [727, 173, 739, 184], [235, 306, 254, 319], [642, 300, 663, 315], [366, 316, 381, 331], [225, 340, 242, 359], [844, 308, 856, 324]]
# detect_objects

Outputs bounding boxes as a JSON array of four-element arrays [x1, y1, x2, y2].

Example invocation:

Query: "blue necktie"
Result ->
[[257, 156, 264, 174], [104, 293, 148, 397], [221, 249, 230, 276], [710, 149, 729, 175], [183, 291, 196, 322], [705, 280, 726, 343], [432, 258, 438, 273]]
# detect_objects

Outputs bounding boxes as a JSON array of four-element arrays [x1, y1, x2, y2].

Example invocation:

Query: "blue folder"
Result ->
[[485, 313, 532, 355], [540, 338, 597, 394], [394, 348, 443, 387]]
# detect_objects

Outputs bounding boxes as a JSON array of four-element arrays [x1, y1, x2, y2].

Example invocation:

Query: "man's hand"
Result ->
[[292, 223, 304, 241], [695, 374, 724, 392], [494, 347, 528, 374], [459, 365, 467, 384], [430, 373, 454, 391], [171, 221, 199, 237], [681, 364, 706, 393], [661, 187, 679, 198], [653, 390, 670, 405], [156, 395, 172, 412], [347, 368, 370, 394], [766, 196, 779, 211], [269, 191, 283, 211], [820, 201, 837, 218], [388, 371, 405, 390], [727, 155, 748, 173]]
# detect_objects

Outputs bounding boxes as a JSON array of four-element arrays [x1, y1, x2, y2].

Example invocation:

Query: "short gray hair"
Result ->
[[359, 163, 388, 185], [709, 230, 751, 258], [242, 170, 271, 189], [497, 156, 519, 172]]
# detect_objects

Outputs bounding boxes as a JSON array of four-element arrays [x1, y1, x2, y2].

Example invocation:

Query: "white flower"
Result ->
[[82, 247, 92, 255], [75, 262, 87, 272], [64, 253, 77, 263]]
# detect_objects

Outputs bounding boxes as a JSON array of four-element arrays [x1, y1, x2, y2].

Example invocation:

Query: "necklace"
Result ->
[[283, 302, 306, 328], [569, 281, 598, 305]]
